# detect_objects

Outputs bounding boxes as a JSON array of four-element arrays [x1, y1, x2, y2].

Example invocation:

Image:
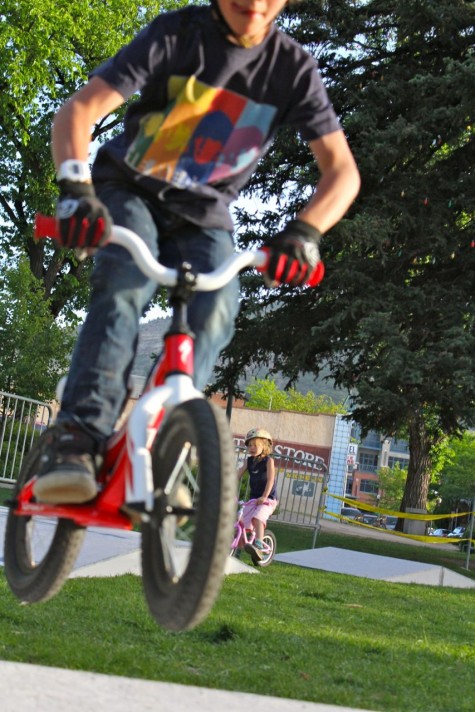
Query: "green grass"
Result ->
[[0, 565, 473, 712], [0, 484, 14, 506], [0, 507, 474, 712]]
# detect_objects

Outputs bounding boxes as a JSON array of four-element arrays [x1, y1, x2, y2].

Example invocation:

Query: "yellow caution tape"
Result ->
[[329, 493, 473, 520], [325, 510, 475, 545]]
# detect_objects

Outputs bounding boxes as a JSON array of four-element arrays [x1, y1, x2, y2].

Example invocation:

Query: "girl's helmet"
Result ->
[[245, 428, 273, 447]]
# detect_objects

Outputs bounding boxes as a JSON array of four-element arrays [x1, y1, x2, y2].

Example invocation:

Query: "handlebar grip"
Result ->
[[35, 214, 59, 239], [256, 246, 325, 287], [306, 260, 325, 287]]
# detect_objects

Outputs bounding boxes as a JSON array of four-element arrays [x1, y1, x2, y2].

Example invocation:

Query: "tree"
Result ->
[[217, 0, 475, 520], [377, 464, 407, 511], [0, 257, 76, 401], [245, 378, 346, 415], [436, 432, 475, 510], [0, 1, 183, 397], [0, 0, 183, 319]]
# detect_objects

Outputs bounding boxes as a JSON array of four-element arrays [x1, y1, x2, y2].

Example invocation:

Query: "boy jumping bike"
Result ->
[[6, 221, 258, 631], [38, 0, 359, 507], [5, 0, 359, 629]]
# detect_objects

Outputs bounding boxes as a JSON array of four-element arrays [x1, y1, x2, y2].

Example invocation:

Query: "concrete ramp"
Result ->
[[274, 547, 475, 589]]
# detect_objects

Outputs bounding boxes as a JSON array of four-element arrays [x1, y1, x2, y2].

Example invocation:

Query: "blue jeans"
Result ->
[[58, 184, 240, 439]]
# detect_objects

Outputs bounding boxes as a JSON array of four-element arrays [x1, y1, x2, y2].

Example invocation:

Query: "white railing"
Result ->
[[0, 392, 52, 484]]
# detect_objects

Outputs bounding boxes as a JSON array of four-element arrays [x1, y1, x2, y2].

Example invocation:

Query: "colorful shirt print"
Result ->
[[125, 76, 276, 189]]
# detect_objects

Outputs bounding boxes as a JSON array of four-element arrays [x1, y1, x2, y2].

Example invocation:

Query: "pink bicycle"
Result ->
[[4, 215, 270, 631], [230, 499, 277, 567]]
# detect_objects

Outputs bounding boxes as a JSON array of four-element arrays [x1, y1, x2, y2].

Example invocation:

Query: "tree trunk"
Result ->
[[396, 411, 433, 530]]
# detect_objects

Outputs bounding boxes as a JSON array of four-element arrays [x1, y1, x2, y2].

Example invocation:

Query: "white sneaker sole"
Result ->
[[33, 472, 98, 504]]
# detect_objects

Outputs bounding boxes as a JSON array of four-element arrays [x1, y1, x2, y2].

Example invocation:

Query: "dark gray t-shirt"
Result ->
[[91, 6, 341, 229]]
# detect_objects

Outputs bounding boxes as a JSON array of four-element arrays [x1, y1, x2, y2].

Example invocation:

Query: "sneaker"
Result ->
[[244, 543, 263, 564], [33, 423, 100, 504], [254, 539, 265, 550]]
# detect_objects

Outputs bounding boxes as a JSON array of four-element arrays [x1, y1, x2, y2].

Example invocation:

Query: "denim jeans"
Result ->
[[58, 183, 240, 440]]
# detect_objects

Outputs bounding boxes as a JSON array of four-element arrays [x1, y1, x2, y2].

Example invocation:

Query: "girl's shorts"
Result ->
[[242, 499, 278, 529]]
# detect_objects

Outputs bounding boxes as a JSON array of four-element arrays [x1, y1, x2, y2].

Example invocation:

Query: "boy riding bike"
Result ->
[[35, 0, 360, 505]]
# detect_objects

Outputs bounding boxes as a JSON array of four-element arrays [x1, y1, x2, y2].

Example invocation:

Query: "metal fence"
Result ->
[[0, 392, 52, 485], [0, 397, 330, 542], [235, 447, 330, 540]]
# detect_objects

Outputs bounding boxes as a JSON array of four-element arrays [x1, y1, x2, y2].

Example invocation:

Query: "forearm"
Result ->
[[51, 77, 124, 171], [298, 131, 361, 234], [51, 101, 95, 170], [298, 161, 360, 234]]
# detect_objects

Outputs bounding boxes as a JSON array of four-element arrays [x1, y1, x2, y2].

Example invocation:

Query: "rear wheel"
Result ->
[[256, 529, 277, 567], [4, 430, 86, 603], [141, 399, 235, 631]]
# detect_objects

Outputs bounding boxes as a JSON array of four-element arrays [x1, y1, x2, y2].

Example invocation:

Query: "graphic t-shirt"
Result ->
[[91, 6, 341, 229]]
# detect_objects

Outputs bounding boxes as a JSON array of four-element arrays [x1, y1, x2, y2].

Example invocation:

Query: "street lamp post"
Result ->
[[464, 496, 475, 571]]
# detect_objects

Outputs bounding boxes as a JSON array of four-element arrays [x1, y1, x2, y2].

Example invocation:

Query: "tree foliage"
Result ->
[[0, 0, 183, 317], [377, 464, 407, 511], [219, 0, 475, 516], [0, 0, 182, 396], [0, 258, 76, 400], [245, 378, 345, 414], [436, 432, 475, 509]]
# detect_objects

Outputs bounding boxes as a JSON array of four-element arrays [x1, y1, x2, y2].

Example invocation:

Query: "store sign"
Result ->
[[234, 436, 330, 469], [347, 443, 358, 470]]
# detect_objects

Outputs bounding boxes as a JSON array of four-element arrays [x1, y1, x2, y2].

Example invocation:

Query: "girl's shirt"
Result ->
[[247, 455, 277, 501]]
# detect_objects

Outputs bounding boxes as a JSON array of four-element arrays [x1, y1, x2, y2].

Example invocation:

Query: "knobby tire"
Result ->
[[4, 431, 86, 603], [141, 399, 235, 631]]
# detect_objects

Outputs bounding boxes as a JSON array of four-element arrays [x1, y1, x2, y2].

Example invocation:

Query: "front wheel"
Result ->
[[141, 399, 235, 631], [256, 530, 277, 567], [3, 430, 86, 603]]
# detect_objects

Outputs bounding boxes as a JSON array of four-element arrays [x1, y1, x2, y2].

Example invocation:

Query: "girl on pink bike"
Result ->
[[238, 428, 278, 563]]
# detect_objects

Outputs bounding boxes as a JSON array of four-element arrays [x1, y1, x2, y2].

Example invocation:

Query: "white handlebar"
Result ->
[[110, 225, 267, 291]]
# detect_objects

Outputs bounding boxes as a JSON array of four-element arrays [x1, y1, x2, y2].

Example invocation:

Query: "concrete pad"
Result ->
[[0, 661, 376, 712], [70, 544, 258, 578], [0, 507, 257, 578], [275, 547, 475, 588]]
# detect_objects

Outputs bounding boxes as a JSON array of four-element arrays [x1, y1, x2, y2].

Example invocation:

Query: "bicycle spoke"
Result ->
[[163, 441, 191, 496]]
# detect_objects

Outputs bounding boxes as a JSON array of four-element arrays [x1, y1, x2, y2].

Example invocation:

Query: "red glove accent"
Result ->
[[263, 220, 322, 287], [56, 180, 111, 249]]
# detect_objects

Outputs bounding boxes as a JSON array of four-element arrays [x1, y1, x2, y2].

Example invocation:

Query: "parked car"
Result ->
[[447, 528, 475, 552], [384, 516, 398, 530], [430, 528, 450, 537], [448, 526, 466, 538], [340, 507, 364, 523], [362, 513, 378, 526]]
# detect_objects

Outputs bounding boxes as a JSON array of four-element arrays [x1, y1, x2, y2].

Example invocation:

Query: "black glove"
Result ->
[[56, 180, 111, 249], [264, 220, 322, 287]]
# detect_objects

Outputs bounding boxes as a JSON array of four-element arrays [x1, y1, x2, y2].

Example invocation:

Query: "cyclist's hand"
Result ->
[[56, 180, 111, 249], [263, 219, 323, 287]]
